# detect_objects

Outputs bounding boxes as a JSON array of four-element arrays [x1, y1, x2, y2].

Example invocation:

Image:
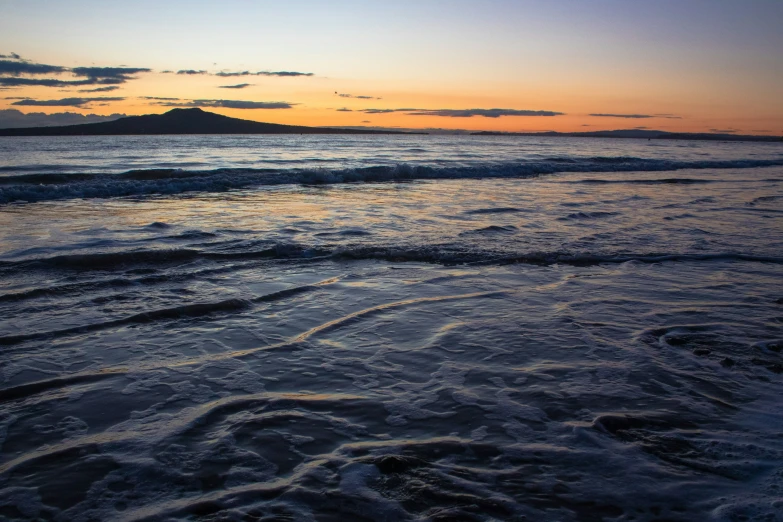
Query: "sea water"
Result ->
[[0, 135, 782, 521]]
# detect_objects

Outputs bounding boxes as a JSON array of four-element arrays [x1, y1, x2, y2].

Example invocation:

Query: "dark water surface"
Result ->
[[1, 135, 782, 521]]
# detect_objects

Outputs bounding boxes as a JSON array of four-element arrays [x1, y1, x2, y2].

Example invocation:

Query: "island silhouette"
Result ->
[[0, 108, 778, 141], [0, 108, 420, 136]]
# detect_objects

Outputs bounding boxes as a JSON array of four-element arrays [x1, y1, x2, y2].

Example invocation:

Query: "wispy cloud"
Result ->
[[0, 77, 98, 87], [1, 55, 309, 94], [214, 70, 313, 77], [213, 71, 253, 77], [590, 113, 653, 119], [655, 113, 683, 119], [257, 71, 313, 77], [78, 86, 120, 93], [10, 96, 125, 107], [153, 99, 295, 109], [361, 108, 405, 114], [590, 113, 682, 119], [336, 92, 382, 100], [359, 108, 563, 118], [336, 107, 353, 112], [710, 128, 738, 134], [139, 96, 181, 101], [407, 108, 563, 118]]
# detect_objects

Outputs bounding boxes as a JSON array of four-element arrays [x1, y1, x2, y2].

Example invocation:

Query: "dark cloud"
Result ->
[[0, 62, 150, 89], [192, 99, 294, 109], [336, 108, 353, 112], [0, 59, 66, 75], [155, 99, 295, 109], [161, 70, 173, 74], [0, 77, 107, 87], [359, 108, 563, 118], [590, 113, 653, 119], [214, 71, 253, 77], [655, 113, 683, 119], [0, 53, 22, 60], [215, 70, 313, 77], [710, 128, 738, 134], [361, 120, 371, 123], [336, 92, 381, 100], [218, 83, 252, 89], [258, 71, 313, 77], [78, 86, 120, 92], [11, 97, 125, 107], [177, 69, 208, 75], [71, 67, 150, 79], [139, 96, 181, 101], [633, 126, 649, 130], [0, 108, 126, 129], [361, 108, 403, 114], [590, 113, 682, 119], [406, 108, 563, 118]]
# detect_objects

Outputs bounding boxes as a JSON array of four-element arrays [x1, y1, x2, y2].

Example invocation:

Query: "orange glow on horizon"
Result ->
[[1, 58, 781, 135], [1, 2, 780, 135]]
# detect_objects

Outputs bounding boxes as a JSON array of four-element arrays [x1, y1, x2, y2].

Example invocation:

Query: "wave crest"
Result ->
[[1, 157, 782, 204]]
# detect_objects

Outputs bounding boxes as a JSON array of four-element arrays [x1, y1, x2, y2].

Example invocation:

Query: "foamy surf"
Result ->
[[2, 157, 783, 204]]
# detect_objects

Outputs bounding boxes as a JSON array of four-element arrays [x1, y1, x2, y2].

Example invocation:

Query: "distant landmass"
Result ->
[[471, 129, 781, 143], [1, 109, 778, 141], [0, 108, 421, 136]]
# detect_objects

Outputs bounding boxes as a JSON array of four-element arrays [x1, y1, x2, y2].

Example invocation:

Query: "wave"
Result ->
[[570, 177, 717, 184], [464, 207, 522, 214], [0, 262, 256, 304], [3, 243, 781, 277], [335, 249, 783, 267], [0, 297, 253, 347], [459, 225, 518, 235], [559, 211, 621, 220], [0, 278, 342, 347], [1, 157, 782, 204]]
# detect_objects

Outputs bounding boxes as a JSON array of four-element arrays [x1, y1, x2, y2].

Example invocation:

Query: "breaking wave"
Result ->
[[3, 243, 782, 277], [2, 157, 783, 204]]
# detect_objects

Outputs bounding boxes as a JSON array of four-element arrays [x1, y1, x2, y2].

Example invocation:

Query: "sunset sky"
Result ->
[[1, 0, 781, 134]]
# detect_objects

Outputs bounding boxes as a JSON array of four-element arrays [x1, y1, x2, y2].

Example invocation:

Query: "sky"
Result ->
[[0, 0, 781, 134]]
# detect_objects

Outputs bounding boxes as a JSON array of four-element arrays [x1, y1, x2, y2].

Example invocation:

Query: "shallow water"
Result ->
[[1, 136, 782, 521]]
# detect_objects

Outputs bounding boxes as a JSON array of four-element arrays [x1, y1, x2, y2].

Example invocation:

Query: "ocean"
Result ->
[[1, 134, 782, 521]]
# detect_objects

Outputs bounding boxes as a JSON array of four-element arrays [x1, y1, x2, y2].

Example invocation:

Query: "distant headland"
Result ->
[[0, 109, 778, 141], [471, 129, 782, 143], [0, 108, 424, 136]]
